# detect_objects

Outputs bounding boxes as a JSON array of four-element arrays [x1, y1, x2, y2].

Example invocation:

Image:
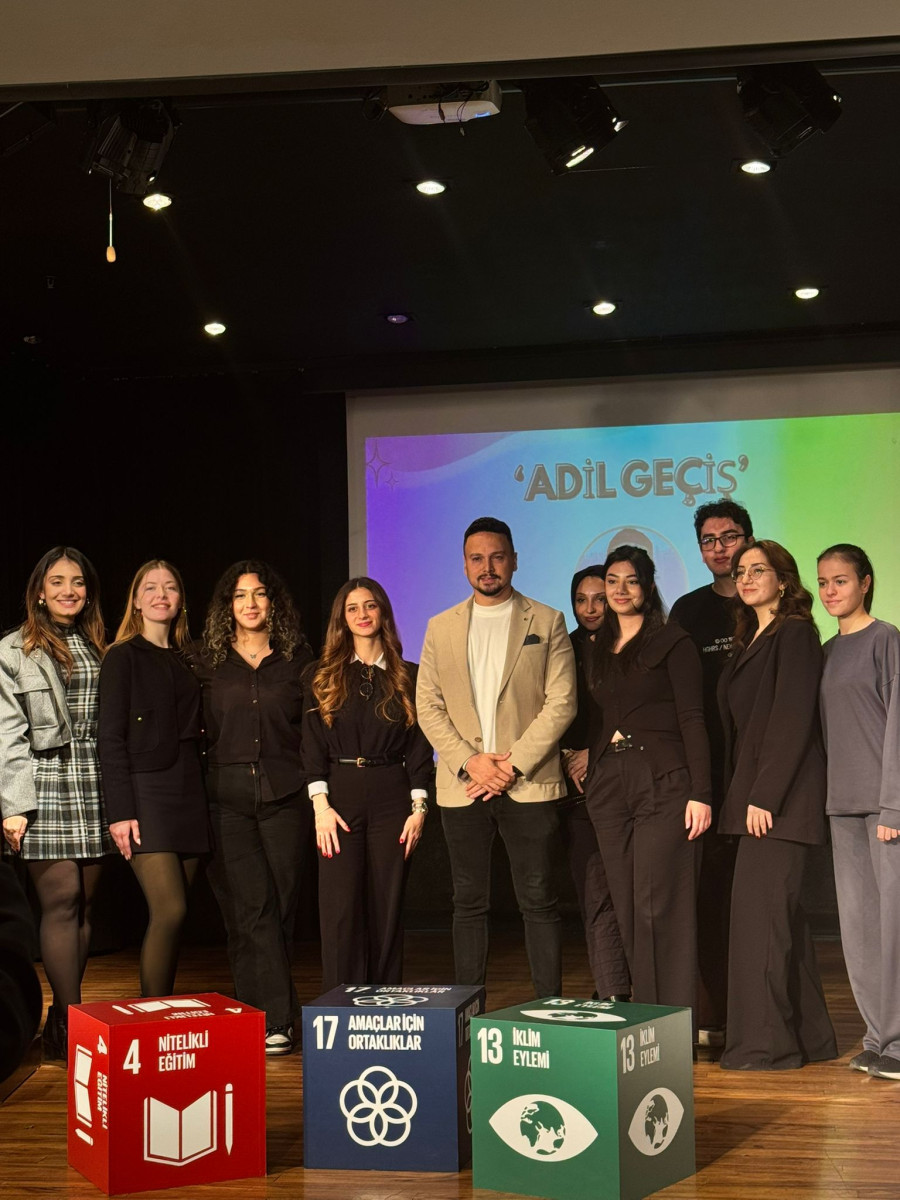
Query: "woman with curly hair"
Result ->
[[99, 560, 208, 999], [303, 578, 433, 992], [718, 540, 837, 1070], [190, 561, 312, 1056], [0, 547, 109, 1059]]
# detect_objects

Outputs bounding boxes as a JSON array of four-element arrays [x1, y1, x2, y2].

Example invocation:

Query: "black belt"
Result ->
[[607, 735, 637, 754], [332, 756, 406, 768]]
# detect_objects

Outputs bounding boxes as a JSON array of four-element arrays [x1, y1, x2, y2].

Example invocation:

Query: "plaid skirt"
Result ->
[[17, 734, 112, 860]]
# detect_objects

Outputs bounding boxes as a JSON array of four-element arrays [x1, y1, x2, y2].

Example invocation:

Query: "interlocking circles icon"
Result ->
[[351, 993, 428, 1007], [339, 1066, 418, 1147]]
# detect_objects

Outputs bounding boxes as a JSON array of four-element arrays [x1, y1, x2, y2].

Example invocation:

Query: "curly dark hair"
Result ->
[[201, 560, 310, 666], [692, 499, 753, 542], [731, 539, 817, 650]]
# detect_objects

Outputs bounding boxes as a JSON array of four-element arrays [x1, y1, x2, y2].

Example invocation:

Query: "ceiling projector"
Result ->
[[383, 81, 502, 125]]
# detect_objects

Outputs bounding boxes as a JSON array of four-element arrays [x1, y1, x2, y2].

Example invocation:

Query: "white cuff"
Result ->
[[410, 788, 428, 801], [308, 780, 329, 799]]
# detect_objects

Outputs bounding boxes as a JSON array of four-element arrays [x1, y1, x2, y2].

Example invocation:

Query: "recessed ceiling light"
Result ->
[[204, 321, 226, 336], [142, 192, 172, 211], [416, 180, 446, 195], [740, 159, 772, 175], [566, 145, 594, 168], [794, 287, 820, 300], [385, 313, 411, 324], [592, 300, 616, 316]]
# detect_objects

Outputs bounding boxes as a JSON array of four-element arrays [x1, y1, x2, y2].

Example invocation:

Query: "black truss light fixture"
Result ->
[[81, 99, 177, 195], [737, 63, 841, 158], [521, 77, 626, 175]]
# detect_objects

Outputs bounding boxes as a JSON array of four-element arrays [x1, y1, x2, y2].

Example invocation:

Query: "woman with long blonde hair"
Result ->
[[0, 546, 109, 1059], [302, 577, 433, 991], [98, 560, 208, 997]]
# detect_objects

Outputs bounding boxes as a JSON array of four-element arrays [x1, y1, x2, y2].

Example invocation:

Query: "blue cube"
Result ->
[[302, 984, 485, 1172]]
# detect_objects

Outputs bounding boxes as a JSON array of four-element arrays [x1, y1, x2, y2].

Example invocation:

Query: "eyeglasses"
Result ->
[[732, 565, 776, 582], [699, 531, 745, 549]]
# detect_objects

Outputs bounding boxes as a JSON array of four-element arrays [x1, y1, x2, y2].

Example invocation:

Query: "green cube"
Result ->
[[471, 998, 694, 1200]]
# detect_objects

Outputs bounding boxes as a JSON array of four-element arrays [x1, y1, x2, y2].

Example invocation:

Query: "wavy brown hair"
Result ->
[[114, 560, 191, 648], [311, 577, 415, 728], [731, 539, 817, 650], [201, 559, 310, 666], [21, 546, 106, 677]]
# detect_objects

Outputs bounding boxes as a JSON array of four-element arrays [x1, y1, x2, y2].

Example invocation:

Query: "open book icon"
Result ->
[[74, 1045, 93, 1126], [143, 1091, 218, 1165]]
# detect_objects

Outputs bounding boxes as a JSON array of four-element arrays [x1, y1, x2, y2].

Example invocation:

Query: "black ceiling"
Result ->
[[3, 43, 900, 389]]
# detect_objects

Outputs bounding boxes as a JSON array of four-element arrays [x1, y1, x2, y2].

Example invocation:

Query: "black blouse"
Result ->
[[189, 645, 313, 802], [301, 661, 434, 793], [587, 623, 712, 805]]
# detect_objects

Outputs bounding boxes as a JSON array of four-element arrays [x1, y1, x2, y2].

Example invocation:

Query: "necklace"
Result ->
[[238, 641, 269, 662], [359, 663, 375, 700]]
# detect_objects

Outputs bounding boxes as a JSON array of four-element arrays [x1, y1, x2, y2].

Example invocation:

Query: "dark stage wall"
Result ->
[[1, 371, 349, 646]]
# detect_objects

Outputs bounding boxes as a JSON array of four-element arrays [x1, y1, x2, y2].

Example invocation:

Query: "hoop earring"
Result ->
[[778, 584, 786, 598]]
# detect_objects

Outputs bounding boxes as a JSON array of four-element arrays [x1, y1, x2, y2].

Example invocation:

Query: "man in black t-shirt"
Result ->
[[670, 499, 754, 1040]]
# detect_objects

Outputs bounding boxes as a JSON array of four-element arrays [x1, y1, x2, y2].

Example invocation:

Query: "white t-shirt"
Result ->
[[467, 597, 513, 754]]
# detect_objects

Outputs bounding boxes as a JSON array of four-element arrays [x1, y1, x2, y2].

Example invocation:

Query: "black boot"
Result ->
[[41, 1005, 68, 1062]]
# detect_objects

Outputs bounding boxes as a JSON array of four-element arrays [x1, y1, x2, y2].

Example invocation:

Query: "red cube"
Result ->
[[67, 993, 266, 1194]]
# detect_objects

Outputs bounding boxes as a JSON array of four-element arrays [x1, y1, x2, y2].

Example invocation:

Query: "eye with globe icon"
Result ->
[[488, 1094, 599, 1162], [626, 1087, 684, 1157]]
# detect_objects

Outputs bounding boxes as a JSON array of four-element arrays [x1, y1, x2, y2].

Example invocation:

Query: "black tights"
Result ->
[[130, 853, 198, 998], [27, 858, 104, 1011]]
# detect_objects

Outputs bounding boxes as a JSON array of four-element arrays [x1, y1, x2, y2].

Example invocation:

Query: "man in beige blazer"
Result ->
[[416, 517, 576, 997]]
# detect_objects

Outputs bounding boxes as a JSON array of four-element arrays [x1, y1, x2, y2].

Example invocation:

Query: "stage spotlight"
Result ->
[[81, 99, 177, 195], [521, 77, 625, 175], [737, 64, 841, 158]]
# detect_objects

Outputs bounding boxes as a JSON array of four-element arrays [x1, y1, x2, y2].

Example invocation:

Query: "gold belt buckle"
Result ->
[[356, 756, 366, 768]]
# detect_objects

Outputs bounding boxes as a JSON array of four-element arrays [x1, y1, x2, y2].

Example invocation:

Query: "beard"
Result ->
[[474, 575, 506, 596]]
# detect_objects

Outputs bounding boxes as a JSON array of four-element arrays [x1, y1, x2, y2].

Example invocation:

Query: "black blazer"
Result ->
[[587, 623, 712, 805], [98, 637, 201, 824], [717, 617, 827, 845]]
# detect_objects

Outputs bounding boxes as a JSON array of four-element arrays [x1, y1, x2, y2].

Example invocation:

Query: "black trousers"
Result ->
[[696, 827, 737, 1029], [559, 799, 630, 998], [440, 793, 562, 998], [317, 762, 412, 993], [722, 835, 837, 1070], [586, 749, 700, 1016], [206, 766, 309, 1029]]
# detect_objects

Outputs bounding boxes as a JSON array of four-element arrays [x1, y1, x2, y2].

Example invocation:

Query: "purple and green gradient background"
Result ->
[[366, 413, 900, 658]]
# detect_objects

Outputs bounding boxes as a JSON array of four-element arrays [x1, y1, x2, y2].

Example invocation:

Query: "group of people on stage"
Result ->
[[1, 505, 897, 1086]]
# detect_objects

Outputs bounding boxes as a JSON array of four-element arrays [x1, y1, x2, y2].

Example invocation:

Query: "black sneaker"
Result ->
[[265, 1024, 293, 1056], [849, 1049, 880, 1072], [868, 1053, 900, 1080]]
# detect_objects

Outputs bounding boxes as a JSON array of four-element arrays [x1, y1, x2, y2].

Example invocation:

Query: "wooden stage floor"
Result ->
[[2, 929, 896, 1200]]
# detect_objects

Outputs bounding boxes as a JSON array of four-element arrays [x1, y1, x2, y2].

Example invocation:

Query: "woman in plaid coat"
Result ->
[[0, 547, 111, 1060]]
